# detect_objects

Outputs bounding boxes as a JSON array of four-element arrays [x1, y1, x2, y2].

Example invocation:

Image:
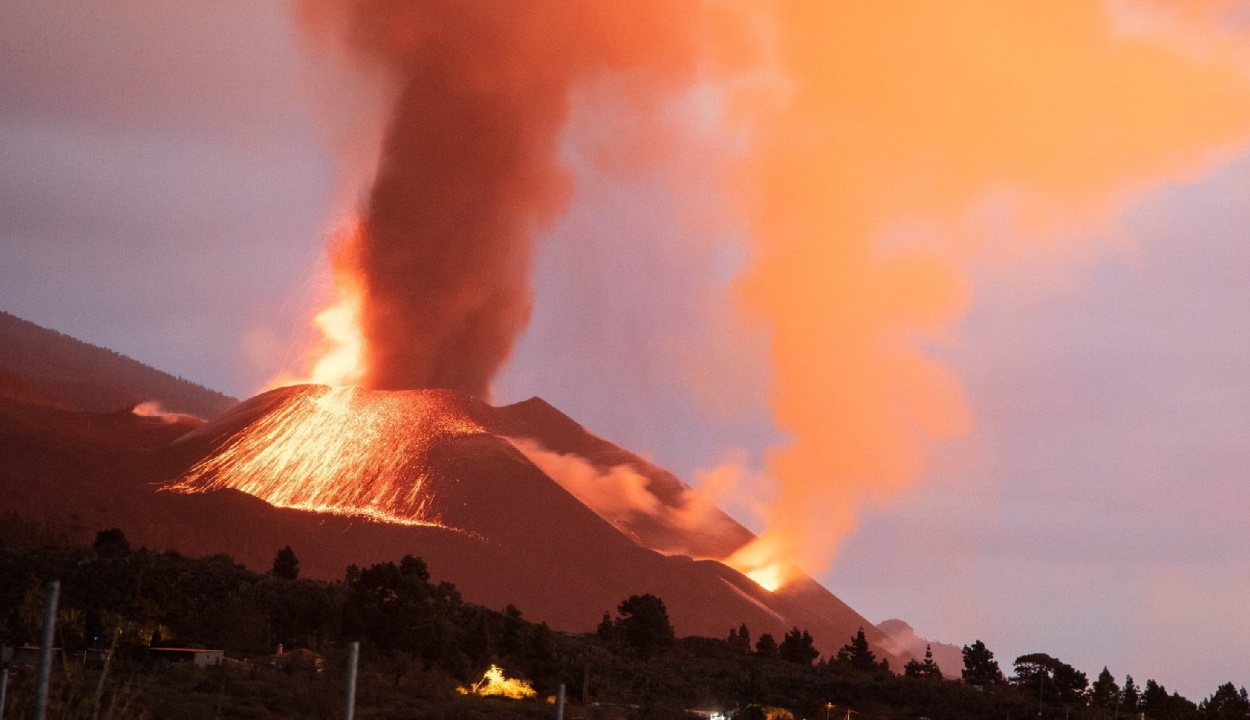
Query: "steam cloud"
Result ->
[[297, 1, 711, 397], [726, 1, 1250, 582], [506, 437, 733, 546], [294, 2, 1250, 587]]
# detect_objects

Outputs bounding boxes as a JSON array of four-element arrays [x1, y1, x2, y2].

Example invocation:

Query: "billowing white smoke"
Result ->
[[506, 436, 734, 551]]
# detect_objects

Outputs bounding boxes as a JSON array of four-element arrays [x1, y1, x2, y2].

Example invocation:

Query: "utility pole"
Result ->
[[343, 642, 359, 720], [33, 580, 60, 720], [555, 683, 565, 720]]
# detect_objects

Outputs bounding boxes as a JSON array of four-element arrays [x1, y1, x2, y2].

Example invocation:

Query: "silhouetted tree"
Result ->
[[271, 546, 299, 580], [962, 639, 1005, 686], [727, 623, 752, 653], [1013, 652, 1055, 704], [1199, 683, 1250, 720], [596, 611, 617, 643], [905, 644, 943, 680], [250, 570, 324, 652], [1123, 674, 1140, 714], [616, 594, 674, 654], [500, 603, 524, 656], [1141, 679, 1201, 719], [778, 627, 819, 665], [836, 627, 878, 671], [1052, 661, 1089, 706], [754, 633, 778, 660], [1092, 667, 1121, 715], [344, 554, 457, 666], [459, 606, 494, 668], [92, 528, 130, 557], [1014, 653, 1087, 707], [1143, 679, 1171, 717]]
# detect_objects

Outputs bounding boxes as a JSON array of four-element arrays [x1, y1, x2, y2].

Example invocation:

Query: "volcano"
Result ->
[[0, 316, 906, 664]]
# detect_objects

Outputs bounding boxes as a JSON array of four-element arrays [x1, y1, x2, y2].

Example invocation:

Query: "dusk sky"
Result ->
[[4, 0, 1250, 699]]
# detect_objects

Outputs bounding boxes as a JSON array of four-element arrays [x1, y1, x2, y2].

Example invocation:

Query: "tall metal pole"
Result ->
[[555, 683, 565, 720], [33, 580, 60, 720], [343, 642, 359, 720], [1, 663, 9, 720]]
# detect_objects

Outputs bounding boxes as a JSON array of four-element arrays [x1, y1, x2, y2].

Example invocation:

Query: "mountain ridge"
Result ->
[[0, 318, 912, 666], [0, 310, 236, 417]]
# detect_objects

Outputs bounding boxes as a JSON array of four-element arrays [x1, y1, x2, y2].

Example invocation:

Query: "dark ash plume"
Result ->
[[300, 1, 709, 397]]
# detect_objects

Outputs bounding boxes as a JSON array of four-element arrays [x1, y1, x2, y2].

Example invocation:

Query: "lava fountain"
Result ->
[[167, 385, 484, 526]]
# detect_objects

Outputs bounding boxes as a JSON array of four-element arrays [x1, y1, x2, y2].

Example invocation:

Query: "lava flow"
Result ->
[[167, 385, 484, 526]]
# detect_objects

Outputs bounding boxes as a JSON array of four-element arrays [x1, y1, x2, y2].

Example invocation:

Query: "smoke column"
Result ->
[[292, 2, 1250, 588], [726, 0, 1250, 585], [296, 1, 714, 396]]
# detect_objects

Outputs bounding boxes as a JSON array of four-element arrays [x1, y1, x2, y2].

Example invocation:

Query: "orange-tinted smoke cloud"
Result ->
[[295, 1, 716, 397], [727, 0, 1250, 585]]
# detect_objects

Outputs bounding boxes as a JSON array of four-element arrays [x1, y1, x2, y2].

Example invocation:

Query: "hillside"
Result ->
[[0, 310, 236, 417], [0, 318, 908, 666], [0, 383, 907, 667]]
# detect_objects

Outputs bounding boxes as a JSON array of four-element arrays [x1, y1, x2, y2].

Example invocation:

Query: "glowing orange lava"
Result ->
[[307, 274, 366, 387], [457, 665, 537, 700], [725, 538, 795, 593], [304, 219, 369, 387], [167, 386, 484, 526], [266, 220, 369, 391]]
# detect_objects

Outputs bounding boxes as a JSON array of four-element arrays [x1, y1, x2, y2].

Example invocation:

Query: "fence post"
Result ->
[[33, 580, 61, 720], [343, 642, 359, 720]]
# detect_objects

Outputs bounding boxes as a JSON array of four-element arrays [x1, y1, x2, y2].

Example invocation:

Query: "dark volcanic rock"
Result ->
[[0, 384, 906, 665]]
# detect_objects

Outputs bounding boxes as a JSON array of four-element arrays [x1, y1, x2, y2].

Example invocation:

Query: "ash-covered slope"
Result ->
[[0, 310, 236, 417], [0, 382, 905, 665]]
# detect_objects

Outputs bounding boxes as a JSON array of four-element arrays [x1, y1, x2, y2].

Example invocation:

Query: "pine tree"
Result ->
[[1122, 675, 1139, 713], [1142, 679, 1170, 718], [836, 627, 878, 671], [905, 644, 942, 679], [1091, 667, 1121, 714], [727, 623, 752, 653], [923, 644, 944, 678], [779, 627, 820, 665], [271, 546, 299, 580], [754, 633, 779, 659], [1199, 682, 1250, 720], [961, 639, 1005, 686], [596, 611, 616, 643], [1051, 660, 1089, 706], [93, 528, 130, 557], [616, 594, 674, 653], [501, 604, 524, 655]]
